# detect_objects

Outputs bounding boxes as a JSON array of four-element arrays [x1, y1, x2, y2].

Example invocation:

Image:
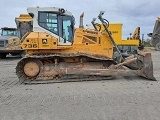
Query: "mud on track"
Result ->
[[0, 52, 160, 120]]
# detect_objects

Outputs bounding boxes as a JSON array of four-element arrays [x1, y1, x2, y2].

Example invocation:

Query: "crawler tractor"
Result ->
[[16, 7, 155, 84]]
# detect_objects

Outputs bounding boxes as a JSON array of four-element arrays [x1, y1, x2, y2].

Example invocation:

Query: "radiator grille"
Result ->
[[0, 41, 5, 47]]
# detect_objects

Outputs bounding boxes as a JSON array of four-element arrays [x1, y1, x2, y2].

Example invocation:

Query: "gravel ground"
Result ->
[[0, 51, 160, 120]]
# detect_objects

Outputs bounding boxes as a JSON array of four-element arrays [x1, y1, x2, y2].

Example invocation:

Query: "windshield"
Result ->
[[1, 29, 18, 36], [38, 12, 74, 44]]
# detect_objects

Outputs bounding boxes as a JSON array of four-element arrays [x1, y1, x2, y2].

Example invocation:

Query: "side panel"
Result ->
[[21, 32, 39, 50], [108, 24, 122, 45], [96, 24, 140, 46], [96, 23, 122, 44], [21, 32, 58, 50]]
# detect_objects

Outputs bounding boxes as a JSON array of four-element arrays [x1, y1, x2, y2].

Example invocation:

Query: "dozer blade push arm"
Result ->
[[98, 11, 123, 62], [64, 52, 155, 80]]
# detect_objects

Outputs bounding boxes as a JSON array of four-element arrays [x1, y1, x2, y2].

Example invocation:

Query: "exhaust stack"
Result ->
[[79, 12, 84, 28]]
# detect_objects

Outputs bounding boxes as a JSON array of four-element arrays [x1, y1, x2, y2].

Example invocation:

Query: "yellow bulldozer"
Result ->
[[0, 14, 32, 58], [16, 7, 155, 84], [90, 20, 143, 54]]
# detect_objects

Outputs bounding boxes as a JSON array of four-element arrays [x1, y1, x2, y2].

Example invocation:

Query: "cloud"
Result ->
[[0, 0, 159, 39]]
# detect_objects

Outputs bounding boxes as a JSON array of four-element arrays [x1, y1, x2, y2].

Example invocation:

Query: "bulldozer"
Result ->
[[0, 14, 32, 58], [148, 18, 160, 51], [18, 13, 142, 55], [16, 7, 155, 84]]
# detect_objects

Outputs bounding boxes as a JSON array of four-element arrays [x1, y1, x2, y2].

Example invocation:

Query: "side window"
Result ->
[[39, 12, 58, 35], [8, 30, 16, 36], [62, 16, 73, 42], [2, 30, 5, 36]]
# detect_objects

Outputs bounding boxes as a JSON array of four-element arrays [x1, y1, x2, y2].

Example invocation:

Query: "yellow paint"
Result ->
[[22, 28, 114, 59], [21, 21, 140, 59], [97, 23, 140, 46], [15, 14, 32, 22]]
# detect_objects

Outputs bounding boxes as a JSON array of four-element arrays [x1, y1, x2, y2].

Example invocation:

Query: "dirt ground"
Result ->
[[0, 51, 160, 120]]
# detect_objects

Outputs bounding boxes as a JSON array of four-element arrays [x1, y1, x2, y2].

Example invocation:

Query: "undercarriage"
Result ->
[[16, 52, 155, 84]]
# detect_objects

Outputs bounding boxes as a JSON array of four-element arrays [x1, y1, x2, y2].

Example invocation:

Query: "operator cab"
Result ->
[[0, 27, 20, 48], [27, 7, 75, 45]]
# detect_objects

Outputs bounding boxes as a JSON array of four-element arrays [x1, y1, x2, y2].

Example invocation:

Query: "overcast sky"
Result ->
[[0, 0, 159, 39]]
